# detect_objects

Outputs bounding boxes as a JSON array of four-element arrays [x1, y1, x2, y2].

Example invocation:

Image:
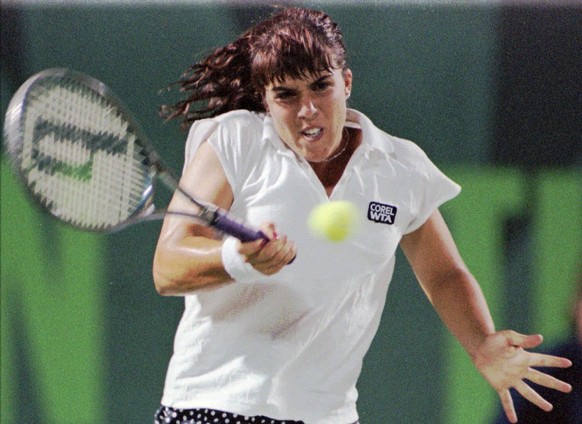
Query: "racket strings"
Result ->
[[19, 77, 151, 230]]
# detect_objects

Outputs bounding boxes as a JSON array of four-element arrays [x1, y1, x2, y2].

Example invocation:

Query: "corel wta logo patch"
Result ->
[[368, 201, 398, 225]]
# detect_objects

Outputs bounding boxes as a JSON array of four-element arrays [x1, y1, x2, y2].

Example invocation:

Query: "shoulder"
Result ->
[[350, 109, 428, 162], [388, 134, 431, 166], [207, 110, 266, 152], [186, 110, 264, 143], [184, 110, 265, 163], [356, 111, 434, 175], [208, 110, 264, 133]]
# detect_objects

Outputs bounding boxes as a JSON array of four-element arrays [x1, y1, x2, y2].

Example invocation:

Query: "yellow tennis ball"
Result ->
[[308, 201, 359, 242]]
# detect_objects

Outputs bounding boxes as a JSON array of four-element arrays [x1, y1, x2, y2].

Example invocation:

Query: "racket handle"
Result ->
[[211, 209, 267, 242], [212, 209, 296, 264]]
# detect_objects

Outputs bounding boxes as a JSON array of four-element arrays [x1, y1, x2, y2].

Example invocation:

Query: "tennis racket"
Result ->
[[3, 68, 267, 242]]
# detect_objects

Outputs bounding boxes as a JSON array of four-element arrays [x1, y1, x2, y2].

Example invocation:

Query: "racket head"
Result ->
[[3, 68, 157, 232]]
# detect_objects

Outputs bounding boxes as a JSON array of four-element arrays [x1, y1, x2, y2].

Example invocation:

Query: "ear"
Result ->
[[262, 96, 270, 114], [343, 68, 353, 98]]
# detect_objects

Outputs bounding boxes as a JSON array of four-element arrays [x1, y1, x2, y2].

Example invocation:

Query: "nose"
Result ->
[[298, 95, 318, 120]]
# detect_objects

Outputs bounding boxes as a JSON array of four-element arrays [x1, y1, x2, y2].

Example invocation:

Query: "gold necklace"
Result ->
[[324, 128, 350, 162]]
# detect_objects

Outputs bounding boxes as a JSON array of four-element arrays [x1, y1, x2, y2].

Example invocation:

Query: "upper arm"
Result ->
[[400, 209, 469, 298], [152, 140, 234, 293], [161, 140, 234, 239], [173, 140, 233, 216]]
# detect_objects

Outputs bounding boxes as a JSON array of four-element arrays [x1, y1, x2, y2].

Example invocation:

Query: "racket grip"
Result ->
[[212, 209, 296, 264], [212, 210, 267, 242]]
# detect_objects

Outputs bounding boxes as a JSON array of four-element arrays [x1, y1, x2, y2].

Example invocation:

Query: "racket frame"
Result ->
[[3, 68, 266, 242]]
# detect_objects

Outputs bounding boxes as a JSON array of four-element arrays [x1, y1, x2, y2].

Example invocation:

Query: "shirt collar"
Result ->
[[262, 113, 291, 155], [345, 109, 394, 158]]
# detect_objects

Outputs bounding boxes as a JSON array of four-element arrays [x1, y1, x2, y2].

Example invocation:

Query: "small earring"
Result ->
[[346, 91, 351, 99]]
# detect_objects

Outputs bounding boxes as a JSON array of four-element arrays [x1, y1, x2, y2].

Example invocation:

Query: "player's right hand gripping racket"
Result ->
[[3, 68, 267, 242]]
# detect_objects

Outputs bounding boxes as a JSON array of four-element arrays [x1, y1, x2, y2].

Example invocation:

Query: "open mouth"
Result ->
[[301, 127, 323, 140]]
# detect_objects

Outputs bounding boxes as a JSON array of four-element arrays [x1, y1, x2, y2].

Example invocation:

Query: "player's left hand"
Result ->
[[472, 330, 572, 423]]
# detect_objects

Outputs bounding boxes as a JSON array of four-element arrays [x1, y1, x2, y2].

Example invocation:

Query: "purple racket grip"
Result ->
[[212, 209, 296, 264], [212, 210, 267, 242]]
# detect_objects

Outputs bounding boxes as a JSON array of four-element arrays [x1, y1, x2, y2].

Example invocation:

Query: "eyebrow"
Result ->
[[270, 74, 334, 93], [271, 85, 296, 94]]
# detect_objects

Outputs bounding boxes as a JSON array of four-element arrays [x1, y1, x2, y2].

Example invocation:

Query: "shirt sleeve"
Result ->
[[183, 111, 261, 201], [183, 118, 219, 171], [403, 144, 461, 234]]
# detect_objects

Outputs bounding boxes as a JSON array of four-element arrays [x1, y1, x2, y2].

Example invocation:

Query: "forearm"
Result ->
[[401, 211, 496, 358], [153, 231, 232, 296], [427, 267, 495, 359]]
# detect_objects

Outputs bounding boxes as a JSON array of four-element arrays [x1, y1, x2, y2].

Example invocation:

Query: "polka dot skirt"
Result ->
[[154, 406, 305, 424]]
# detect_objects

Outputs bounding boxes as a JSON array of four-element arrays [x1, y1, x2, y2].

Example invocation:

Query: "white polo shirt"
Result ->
[[161, 109, 460, 423]]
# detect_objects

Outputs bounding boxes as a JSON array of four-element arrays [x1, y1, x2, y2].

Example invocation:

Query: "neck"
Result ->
[[323, 128, 350, 162], [308, 127, 351, 167], [308, 127, 362, 195]]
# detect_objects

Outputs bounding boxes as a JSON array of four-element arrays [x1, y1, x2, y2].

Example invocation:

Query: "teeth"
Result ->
[[303, 128, 321, 136]]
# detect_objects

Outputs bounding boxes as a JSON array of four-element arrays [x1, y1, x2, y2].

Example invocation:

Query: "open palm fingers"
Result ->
[[498, 370, 571, 424], [526, 367, 572, 393], [529, 351, 573, 369], [499, 389, 518, 424], [511, 368, 573, 415], [514, 380, 553, 412]]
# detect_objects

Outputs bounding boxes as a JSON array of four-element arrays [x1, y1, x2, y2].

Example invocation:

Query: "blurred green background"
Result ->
[[1, 1, 580, 423]]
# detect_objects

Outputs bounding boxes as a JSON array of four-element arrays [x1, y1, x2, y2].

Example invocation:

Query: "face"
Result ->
[[263, 67, 352, 163]]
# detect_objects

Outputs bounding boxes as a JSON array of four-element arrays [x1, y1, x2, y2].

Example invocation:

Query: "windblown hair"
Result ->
[[161, 7, 348, 130]]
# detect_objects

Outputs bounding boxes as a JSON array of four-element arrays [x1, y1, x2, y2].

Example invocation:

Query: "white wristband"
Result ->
[[221, 236, 264, 283]]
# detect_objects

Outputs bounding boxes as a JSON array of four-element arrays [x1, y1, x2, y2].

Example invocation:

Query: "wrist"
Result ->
[[221, 236, 264, 283]]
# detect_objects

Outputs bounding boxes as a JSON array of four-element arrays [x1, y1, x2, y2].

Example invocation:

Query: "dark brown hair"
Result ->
[[161, 7, 347, 130]]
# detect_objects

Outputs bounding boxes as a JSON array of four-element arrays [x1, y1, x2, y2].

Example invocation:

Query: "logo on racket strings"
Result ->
[[31, 118, 130, 181]]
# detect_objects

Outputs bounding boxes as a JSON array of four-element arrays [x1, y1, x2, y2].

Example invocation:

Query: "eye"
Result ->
[[276, 90, 296, 100], [312, 80, 332, 91]]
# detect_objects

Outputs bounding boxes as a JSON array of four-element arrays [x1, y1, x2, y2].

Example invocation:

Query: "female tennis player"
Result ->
[[152, 7, 572, 424]]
